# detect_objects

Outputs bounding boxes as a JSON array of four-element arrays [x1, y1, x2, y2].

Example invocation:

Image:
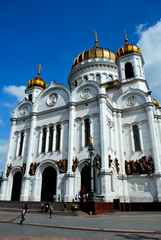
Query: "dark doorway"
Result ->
[[81, 165, 96, 198], [11, 172, 22, 201], [41, 166, 57, 201]]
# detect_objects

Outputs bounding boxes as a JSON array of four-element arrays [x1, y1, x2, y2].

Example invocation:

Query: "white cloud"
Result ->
[[0, 139, 8, 174], [136, 20, 161, 102], [3, 85, 26, 101]]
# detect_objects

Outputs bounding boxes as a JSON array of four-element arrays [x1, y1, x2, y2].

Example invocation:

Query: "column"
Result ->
[[90, 118, 93, 140], [21, 131, 26, 157], [138, 125, 144, 153], [110, 122, 114, 153], [45, 126, 49, 153], [130, 126, 135, 154], [118, 111, 125, 174], [65, 103, 76, 202], [133, 57, 138, 77], [38, 128, 42, 155], [99, 96, 108, 170], [81, 120, 84, 149], [16, 132, 20, 157], [0, 119, 16, 200], [52, 126, 55, 153], [21, 113, 37, 201], [60, 124, 63, 153], [146, 105, 161, 173], [113, 112, 118, 156]]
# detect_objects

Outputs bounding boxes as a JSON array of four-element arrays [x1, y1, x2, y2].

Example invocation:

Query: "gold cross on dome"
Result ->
[[89, 135, 94, 144], [124, 29, 127, 39], [38, 64, 42, 75], [94, 31, 98, 41]]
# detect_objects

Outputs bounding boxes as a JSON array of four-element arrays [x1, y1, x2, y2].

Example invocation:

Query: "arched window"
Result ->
[[125, 62, 134, 79], [108, 75, 113, 81], [19, 132, 24, 156], [84, 118, 90, 146], [75, 80, 78, 87], [41, 127, 47, 153], [56, 124, 61, 151], [29, 94, 32, 101], [133, 125, 141, 151], [48, 126, 53, 152]]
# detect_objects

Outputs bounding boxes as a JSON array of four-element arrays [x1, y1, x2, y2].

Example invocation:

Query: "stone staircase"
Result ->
[[0, 200, 82, 216]]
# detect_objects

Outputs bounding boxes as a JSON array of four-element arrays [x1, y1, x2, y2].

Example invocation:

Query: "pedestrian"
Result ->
[[49, 205, 53, 218], [25, 201, 28, 213], [64, 202, 67, 211], [53, 194, 56, 202], [58, 194, 60, 202], [41, 202, 44, 212], [20, 209, 26, 224]]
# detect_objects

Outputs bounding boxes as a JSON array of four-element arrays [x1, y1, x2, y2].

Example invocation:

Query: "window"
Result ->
[[133, 125, 141, 151], [125, 62, 134, 79], [41, 127, 47, 153], [48, 126, 53, 152], [29, 94, 32, 101], [19, 132, 24, 156], [75, 80, 78, 87], [84, 118, 90, 146], [108, 75, 113, 81], [56, 125, 61, 151]]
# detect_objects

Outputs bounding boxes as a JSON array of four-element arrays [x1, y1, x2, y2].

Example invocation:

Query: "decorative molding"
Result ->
[[72, 157, 79, 172], [6, 164, 13, 177], [29, 162, 40, 175]]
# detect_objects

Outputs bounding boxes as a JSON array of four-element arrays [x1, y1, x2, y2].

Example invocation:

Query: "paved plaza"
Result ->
[[0, 210, 161, 239]]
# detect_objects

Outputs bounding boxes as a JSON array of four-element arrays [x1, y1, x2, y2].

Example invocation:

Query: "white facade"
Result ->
[[1, 39, 161, 203]]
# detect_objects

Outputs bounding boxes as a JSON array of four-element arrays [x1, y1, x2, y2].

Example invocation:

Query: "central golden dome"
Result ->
[[72, 40, 116, 69], [27, 74, 47, 89]]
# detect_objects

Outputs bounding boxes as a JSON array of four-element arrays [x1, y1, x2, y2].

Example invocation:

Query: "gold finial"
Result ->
[[124, 29, 128, 44], [89, 135, 94, 144], [94, 31, 98, 46], [38, 64, 42, 75]]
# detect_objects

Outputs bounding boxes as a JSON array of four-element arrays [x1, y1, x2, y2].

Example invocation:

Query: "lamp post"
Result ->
[[87, 136, 97, 201]]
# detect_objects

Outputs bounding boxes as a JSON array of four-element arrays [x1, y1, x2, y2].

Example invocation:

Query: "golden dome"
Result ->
[[116, 37, 142, 58], [153, 99, 160, 107], [27, 74, 47, 89], [72, 40, 115, 69]]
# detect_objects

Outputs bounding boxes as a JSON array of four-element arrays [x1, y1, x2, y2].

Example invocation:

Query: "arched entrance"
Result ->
[[41, 166, 57, 201], [11, 171, 22, 201], [81, 165, 91, 197]]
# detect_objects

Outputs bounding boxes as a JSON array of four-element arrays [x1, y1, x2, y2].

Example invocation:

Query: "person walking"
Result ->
[[49, 205, 53, 218], [64, 202, 67, 211]]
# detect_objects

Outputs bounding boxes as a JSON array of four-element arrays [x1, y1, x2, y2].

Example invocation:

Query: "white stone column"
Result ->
[[98, 96, 108, 170], [21, 131, 26, 158], [110, 122, 114, 153], [65, 103, 76, 202], [16, 132, 20, 157], [21, 113, 37, 201], [81, 120, 84, 149], [90, 118, 93, 139], [0, 119, 16, 200], [38, 128, 42, 155], [133, 57, 138, 77], [60, 124, 63, 153], [146, 105, 161, 173], [45, 127, 49, 153], [138, 125, 144, 153], [113, 112, 118, 156], [118, 111, 125, 174], [130, 126, 135, 154], [52, 127, 55, 153]]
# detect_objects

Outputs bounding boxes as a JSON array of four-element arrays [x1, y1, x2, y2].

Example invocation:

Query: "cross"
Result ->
[[124, 29, 127, 39], [89, 135, 94, 144], [94, 31, 98, 41], [38, 64, 42, 75]]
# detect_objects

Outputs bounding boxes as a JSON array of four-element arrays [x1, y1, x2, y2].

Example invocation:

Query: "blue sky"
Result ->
[[0, 0, 161, 174]]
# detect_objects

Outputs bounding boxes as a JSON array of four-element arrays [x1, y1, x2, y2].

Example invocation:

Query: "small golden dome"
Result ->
[[72, 43, 115, 69], [27, 74, 47, 89], [153, 99, 160, 107], [116, 38, 142, 58]]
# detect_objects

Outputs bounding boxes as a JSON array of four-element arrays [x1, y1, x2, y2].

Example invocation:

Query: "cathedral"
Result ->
[[1, 33, 161, 205]]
